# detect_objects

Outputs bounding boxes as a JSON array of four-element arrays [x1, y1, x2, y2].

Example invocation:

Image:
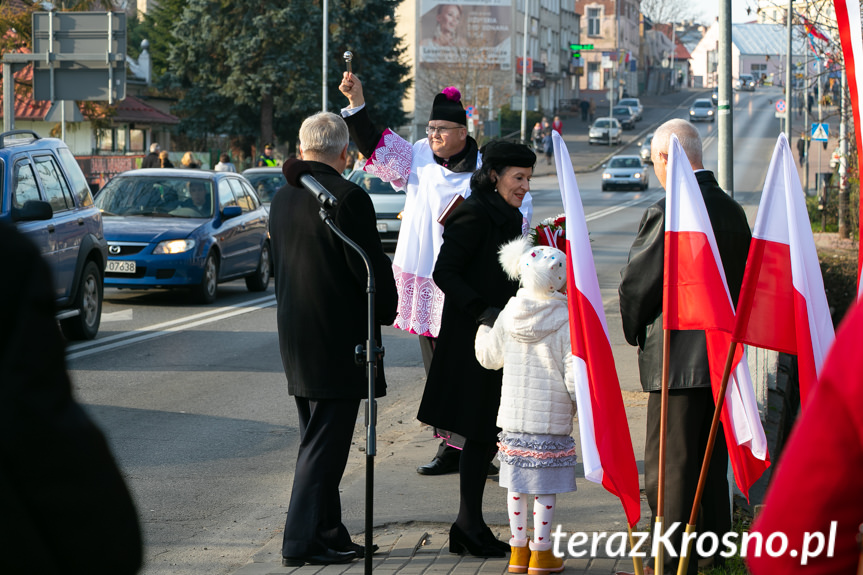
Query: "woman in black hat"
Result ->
[[417, 140, 536, 558]]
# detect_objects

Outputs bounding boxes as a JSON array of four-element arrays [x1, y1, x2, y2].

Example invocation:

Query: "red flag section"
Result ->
[[832, 0, 863, 298], [732, 135, 835, 403], [662, 135, 769, 500], [552, 132, 641, 528]]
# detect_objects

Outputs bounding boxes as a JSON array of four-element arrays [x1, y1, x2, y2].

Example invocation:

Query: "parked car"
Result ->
[[241, 167, 285, 209], [612, 106, 637, 130], [689, 98, 716, 122], [0, 129, 107, 339], [601, 155, 650, 191], [617, 97, 643, 121], [639, 133, 654, 164], [348, 169, 405, 249], [588, 117, 622, 145], [735, 74, 757, 91], [94, 169, 270, 303]]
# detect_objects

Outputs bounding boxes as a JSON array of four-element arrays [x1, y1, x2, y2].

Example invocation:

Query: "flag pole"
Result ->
[[627, 526, 645, 575], [676, 339, 738, 575], [656, 329, 671, 575]]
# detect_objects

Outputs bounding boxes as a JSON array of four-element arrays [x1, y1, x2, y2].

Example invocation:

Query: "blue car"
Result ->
[[94, 169, 270, 303]]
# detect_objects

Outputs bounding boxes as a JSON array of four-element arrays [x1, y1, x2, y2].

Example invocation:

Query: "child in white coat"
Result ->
[[475, 236, 577, 575]]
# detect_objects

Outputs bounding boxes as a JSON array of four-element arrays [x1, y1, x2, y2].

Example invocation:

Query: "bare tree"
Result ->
[[640, 0, 702, 25]]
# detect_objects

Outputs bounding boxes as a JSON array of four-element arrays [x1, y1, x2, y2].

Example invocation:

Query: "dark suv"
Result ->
[[0, 130, 107, 339]]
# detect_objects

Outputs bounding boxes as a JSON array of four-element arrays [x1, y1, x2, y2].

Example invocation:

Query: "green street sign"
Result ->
[[570, 43, 594, 51]]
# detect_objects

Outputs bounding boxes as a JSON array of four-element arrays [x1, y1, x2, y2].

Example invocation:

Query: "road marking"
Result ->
[[67, 295, 277, 361], [101, 309, 134, 322], [584, 191, 662, 222]]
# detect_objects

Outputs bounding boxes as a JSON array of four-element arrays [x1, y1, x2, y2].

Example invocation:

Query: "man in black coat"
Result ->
[[0, 221, 142, 574], [141, 142, 161, 168], [269, 111, 397, 567], [618, 119, 751, 574]]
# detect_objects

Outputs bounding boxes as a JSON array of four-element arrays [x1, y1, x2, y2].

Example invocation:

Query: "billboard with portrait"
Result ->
[[419, 0, 512, 68]]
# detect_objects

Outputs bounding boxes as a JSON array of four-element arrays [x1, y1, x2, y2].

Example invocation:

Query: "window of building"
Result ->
[[587, 7, 601, 36]]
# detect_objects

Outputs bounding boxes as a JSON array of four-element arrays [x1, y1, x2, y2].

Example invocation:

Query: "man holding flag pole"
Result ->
[[618, 120, 755, 574]]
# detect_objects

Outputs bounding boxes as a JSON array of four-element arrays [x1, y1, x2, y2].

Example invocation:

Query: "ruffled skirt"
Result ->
[[497, 431, 578, 494]]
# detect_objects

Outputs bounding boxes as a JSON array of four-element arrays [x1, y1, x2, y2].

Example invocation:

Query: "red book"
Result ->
[[437, 194, 464, 225]]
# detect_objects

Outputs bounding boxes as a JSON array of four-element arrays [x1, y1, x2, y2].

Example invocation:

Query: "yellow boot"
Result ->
[[509, 541, 531, 574], [527, 547, 564, 575]]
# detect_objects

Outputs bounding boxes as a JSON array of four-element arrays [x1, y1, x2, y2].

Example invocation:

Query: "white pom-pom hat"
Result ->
[[498, 236, 567, 298]]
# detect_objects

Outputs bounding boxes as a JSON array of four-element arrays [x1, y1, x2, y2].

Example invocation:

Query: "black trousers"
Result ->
[[420, 335, 465, 454], [645, 388, 731, 574], [282, 396, 360, 557]]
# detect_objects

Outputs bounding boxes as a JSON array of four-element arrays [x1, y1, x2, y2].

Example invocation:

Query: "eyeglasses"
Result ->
[[426, 125, 462, 135]]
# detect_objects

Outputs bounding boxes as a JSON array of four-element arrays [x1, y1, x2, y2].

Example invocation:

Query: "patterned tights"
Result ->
[[507, 491, 556, 550]]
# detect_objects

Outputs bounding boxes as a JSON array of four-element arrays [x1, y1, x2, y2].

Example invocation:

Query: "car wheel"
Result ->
[[61, 260, 103, 340], [193, 251, 219, 304], [245, 241, 271, 292]]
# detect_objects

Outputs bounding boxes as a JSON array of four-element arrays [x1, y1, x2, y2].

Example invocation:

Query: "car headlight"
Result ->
[[397, 211, 403, 220], [689, 110, 695, 115], [602, 172, 612, 179], [153, 239, 196, 254], [707, 110, 714, 115], [633, 172, 642, 179]]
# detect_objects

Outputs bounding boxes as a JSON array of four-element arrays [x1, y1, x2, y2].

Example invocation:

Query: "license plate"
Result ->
[[377, 222, 388, 232], [107, 260, 136, 274]]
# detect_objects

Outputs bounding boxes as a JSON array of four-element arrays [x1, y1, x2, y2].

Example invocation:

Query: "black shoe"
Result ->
[[281, 548, 356, 567], [448, 523, 506, 558], [341, 541, 379, 559], [417, 456, 459, 476], [481, 526, 511, 552]]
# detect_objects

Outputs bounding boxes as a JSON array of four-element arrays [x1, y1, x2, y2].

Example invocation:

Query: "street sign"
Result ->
[[32, 12, 126, 103], [775, 99, 786, 113], [569, 43, 594, 51], [811, 123, 829, 141]]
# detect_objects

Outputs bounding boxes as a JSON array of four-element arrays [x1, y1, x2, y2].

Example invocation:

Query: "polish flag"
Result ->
[[733, 134, 836, 404], [662, 135, 769, 500], [832, 0, 863, 298], [551, 132, 641, 528]]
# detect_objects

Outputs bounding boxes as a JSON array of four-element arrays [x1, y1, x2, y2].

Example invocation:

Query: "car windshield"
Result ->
[[613, 107, 629, 115], [593, 119, 610, 128], [694, 101, 712, 108], [609, 158, 642, 169], [245, 173, 285, 202], [349, 171, 402, 195], [95, 177, 214, 218], [619, 99, 638, 107]]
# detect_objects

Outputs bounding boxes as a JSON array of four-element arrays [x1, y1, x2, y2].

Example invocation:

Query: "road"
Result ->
[[66, 87, 785, 575]]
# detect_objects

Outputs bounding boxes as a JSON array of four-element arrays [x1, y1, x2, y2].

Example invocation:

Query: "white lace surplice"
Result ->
[[364, 129, 533, 337]]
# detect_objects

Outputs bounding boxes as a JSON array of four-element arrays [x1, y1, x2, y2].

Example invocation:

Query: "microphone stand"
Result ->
[[317, 207, 381, 575]]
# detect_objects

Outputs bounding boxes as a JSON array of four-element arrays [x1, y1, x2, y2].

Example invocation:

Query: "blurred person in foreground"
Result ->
[[0, 220, 142, 574], [618, 119, 750, 574], [269, 111, 397, 567], [747, 300, 863, 575], [339, 72, 532, 477]]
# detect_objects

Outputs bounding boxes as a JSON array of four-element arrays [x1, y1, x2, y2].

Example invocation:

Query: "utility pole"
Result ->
[[520, 0, 529, 143], [838, 71, 849, 238], [717, 0, 733, 196], [803, 42, 810, 195]]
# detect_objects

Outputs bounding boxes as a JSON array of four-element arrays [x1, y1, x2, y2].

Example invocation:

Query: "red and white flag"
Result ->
[[832, 0, 863, 298], [733, 134, 836, 404], [552, 132, 641, 528], [662, 135, 769, 500]]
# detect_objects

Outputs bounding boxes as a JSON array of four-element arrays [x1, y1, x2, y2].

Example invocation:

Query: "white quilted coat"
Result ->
[[475, 289, 577, 436]]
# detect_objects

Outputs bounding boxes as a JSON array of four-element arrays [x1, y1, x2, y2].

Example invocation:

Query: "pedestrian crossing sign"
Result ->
[[811, 123, 829, 142]]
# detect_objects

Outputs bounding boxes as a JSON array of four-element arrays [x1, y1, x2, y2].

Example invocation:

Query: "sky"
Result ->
[[695, 0, 759, 25]]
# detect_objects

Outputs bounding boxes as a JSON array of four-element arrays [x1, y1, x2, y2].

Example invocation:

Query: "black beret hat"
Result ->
[[429, 87, 467, 126], [480, 140, 536, 168]]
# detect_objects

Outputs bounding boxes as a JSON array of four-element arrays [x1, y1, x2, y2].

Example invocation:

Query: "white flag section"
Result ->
[[551, 132, 640, 527]]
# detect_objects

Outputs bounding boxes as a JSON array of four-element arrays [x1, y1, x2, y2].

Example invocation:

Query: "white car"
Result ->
[[348, 170, 404, 249], [617, 97, 643, 121], [588, 117, 622, 145], [689, 98, 715, 122], [601, 155, 650, 191]]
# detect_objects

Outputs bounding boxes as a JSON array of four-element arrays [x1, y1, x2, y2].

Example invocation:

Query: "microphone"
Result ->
[[282, 158, 339, 209]]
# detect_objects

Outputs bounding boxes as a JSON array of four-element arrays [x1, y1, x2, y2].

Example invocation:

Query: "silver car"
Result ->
[[588, 117, 622, 145], [639, 133, 654, 164], [601, 155, 650, 191], [242, 167, 285, 209], [618, 97, 643, 121], [689, 98, 715, 122], [735, 74, 757, 91], [348, 170, 405, 249]]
